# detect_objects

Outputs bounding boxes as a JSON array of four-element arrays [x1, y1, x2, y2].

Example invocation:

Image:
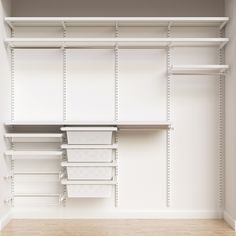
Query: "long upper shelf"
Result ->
[[5, 38, 229, 48], [4, 121, 172, 130], [5, 17, 229, 28]]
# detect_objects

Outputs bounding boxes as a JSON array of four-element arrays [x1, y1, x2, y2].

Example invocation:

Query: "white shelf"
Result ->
[[61, 179, 117, 185], [4, 133, 63, 138], [4, 121, 116, 126], [117, 121, 171, 129], [5, 121, 172, 129], [61, 144, 118, 149], [61, 127, 117, 131], [14, 172, 59, 175], [61, 162, 117, 167], [5, 17, 229, 28], [5, 37, 229, 48], [170, 65, 229, 75], [14, 193, 60, 197], [5, 151, 62, 159]]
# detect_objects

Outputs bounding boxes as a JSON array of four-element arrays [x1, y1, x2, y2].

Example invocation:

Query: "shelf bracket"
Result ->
[[6, 20, 14, 30], [61, 21, 66, 30], [168, 21, 173, 31], [219, 21, 227, 30], [219, 41, 227, 50]]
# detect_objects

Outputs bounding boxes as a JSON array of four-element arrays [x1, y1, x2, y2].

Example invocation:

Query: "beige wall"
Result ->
[[0, 0, 11, 229], [11, 0, 224, 17], [225, 0, 236, 227]]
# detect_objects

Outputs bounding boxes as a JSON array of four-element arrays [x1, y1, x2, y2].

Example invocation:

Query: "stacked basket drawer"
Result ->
[[61, 127, 117, 198]]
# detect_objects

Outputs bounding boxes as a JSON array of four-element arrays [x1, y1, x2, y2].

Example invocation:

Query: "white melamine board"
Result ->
[[172, 76, 218, 210], [14, 49, 63, 121], [67, 49, 115, 121], [119, 49, 166, 121]]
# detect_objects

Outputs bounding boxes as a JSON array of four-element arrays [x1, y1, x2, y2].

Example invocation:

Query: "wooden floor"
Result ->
[[1, 219, 235, 236]]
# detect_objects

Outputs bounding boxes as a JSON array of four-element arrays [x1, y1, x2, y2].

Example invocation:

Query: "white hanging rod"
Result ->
[[61, 161, 117, 167], [5, 38, 229, 49], [5, 17, 229, 28], [169, 65, 229, 75], [61, 144, 118, 149]]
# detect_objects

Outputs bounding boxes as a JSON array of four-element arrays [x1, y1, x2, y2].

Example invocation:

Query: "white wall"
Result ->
[[224, 0, 236, 230], [0, 0, 12, 230], [11, 0, 224, 17]]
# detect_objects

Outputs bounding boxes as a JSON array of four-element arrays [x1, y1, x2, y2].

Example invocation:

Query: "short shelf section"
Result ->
[[5, 150, 63, 159], [14, 193, 60, 197], [4, 133, 63, 142], [169, 65, 229, 75]]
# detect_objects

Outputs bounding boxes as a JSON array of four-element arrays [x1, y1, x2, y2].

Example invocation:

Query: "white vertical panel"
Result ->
[[67, 49, 115, 121], [14, 49, 63, 121]]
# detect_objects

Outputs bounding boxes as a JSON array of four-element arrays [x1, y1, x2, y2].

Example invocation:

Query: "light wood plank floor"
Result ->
[[1, 219, 235, 236]]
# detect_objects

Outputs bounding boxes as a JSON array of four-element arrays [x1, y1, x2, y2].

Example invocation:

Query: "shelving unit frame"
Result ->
[[3, 16, 228, 209]]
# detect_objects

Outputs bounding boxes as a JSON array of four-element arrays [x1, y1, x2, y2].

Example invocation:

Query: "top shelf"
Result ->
[[5, 17, 229, 28]]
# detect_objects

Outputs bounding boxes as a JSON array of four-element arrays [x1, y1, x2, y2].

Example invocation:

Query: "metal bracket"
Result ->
[[61, 21, 66, 30]]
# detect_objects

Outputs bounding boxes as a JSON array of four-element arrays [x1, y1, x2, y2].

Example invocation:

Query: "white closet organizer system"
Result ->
[[3, 17, 229, 207]]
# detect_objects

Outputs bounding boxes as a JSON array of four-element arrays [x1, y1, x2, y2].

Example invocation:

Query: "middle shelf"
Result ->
[[5, 37, 229, 48]]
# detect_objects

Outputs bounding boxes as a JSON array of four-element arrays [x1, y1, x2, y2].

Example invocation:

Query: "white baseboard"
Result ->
[[12, 208, 223, 219], [224, 211, 236, 230], [0, 211, 12, 231]]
